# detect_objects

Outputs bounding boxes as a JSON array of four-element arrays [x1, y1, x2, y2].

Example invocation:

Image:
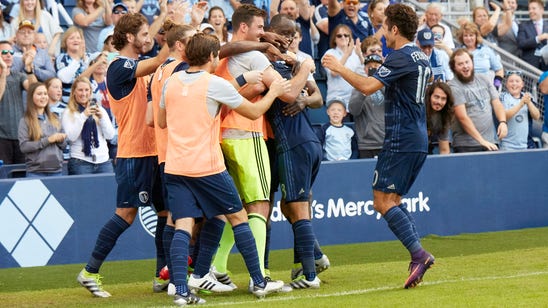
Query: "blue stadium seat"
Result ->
[[307, 104, 329, 125]]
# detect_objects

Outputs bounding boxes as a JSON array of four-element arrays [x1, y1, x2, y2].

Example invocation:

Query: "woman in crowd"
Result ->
[[322, 24, 362, 110], [18, 82, 66, 177], [425, 80, 455, 154], [457, 21, 504, 85], [62, 76, 114, 175], [208, 6, 231, 45], [10, 0, 63, 57], [0, 11, 13, 41], [499, 71, 540, 150], [72, 0, 112, 53], [55, 26, 99, 104]]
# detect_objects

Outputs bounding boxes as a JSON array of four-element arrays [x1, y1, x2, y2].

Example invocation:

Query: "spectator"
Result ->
[[34, 32, 47, 49], [447, 48, 507, 153], [11, 20, 56, 82], [72, 0, 113, 54], [18, 82, 66, 177], [348, 53, 384, 158], [45, 76, 65, 117], [314, 0, 329, 58], [140, 0, 160, 24], [418, 3, 455, 50], [364, 0, 389, 56], [319, 100, 358, 161], [517, 0, 548, 70], [208, 6, 231, 45], [417, 28, 453, 82], [10, 0, 63, 58], [538, 70, 548, 147], [425, 80, 454, 154], [322, 24, 362, 109], [328, 0, 375, 41], [56, 26, 96, 104], [0, 40, 36, 165], [62, 76, 114, 175], [495, 0, 520, 57], [499, 71, 540, 150], [431, 23, 454, 56], [0, 9, 13, 41], [473, 3, 507, 44], [97, 2, 128, 52], [360, 35, 383, 59], [288, 25, 312, 62], [279, 0, 315, 58], [457, 21, 504, 87]]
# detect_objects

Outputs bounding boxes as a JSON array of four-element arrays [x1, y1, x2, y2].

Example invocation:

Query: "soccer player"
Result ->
[[322, 3, 435, 288], [76, 11, 170, 297], [157, 33, 289, 305]]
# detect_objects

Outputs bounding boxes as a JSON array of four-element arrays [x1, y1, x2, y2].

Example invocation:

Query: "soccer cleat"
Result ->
[[404, 253, 435, 289], [167, 283, 176, 296], [173, 293, 206, 306], [289, 275, 321, 289], [251, 279, 285, 298], [290, 254, 331, 280], [188, 272, 234, 292], [210, 266, 237, 290], [153, 277, 170, 292], [77, 269, 111, 298]]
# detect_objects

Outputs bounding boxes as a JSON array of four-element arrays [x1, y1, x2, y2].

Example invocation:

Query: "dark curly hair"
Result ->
[[384, 4, 418, 42], [426, 80, 454, 136]]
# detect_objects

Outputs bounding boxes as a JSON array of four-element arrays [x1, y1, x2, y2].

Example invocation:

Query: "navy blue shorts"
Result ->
[[165, 171, 243, 221], [115, 156, 156, 208], [278, 142, 322, 202], [152, 163, 167, 212], [372, 151, 427, 195]]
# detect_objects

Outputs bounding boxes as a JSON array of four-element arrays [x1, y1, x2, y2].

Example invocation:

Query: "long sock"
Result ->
[[293, 219, 316, 281], [193, 218, 225, 277], [171, 229, 191, 295], [86, 214, 130, 273], [233, 222, 264, 288], [264, 222, 271, 271], [384, 206, 423, 258], [398, 204, 420, 239], [212, 222, 234, 273], [293, 236, 300, 264], [313, 239, 324, 260], [155, 216, 167, 277], [248, 213, 267, 276], [163, 224, 175, 279]]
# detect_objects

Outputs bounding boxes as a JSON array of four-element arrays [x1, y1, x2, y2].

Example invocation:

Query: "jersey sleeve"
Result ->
[[106, 58, 138, 100]]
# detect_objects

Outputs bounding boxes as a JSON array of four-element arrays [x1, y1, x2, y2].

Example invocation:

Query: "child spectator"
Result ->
[[45, 77, 65, 118], [499, 71, 541, 150], [319, 100, 358, 161]]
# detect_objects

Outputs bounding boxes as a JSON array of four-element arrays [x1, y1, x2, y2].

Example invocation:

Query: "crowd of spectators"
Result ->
[[0, 0, 546, 174]]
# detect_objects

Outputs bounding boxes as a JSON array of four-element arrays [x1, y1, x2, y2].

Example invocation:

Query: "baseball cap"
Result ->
[[112, 2, 128, 13], [417, 28, 435, 47], [18, 20, 35, 31], [199, 23, 215, 33], [364, 54, 383, 65]]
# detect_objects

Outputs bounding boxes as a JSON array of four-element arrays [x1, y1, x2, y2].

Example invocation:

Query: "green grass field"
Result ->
[[1, 227, 547, 307]]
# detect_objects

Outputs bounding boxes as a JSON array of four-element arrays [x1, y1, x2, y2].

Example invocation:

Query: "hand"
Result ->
[[48, 133, 66, 143], [301, 58, 316, 73], [497, 122, 508, 140], [489, 1, 501, 11], [243, 70, 263, 84], [282, 94, 307, 117], [480, 139, 499, 151], [22, 47, 36, 67], [93, 106, 102, 119], [262, 42, 283, 61], [522, 93, 532, 106], [269, 78, 291, 97], [354, 38, 362, 56], [191, 1, 208, 26], [322, 54, 344, 73], [0, 56, 7, 72], [261, 32, 288, 49]]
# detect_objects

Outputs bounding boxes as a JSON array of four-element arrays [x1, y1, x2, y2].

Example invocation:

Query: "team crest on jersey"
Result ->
[[377, 66, 391, 78], [139, 191, 149, 204], [124, 59, 135, 69]]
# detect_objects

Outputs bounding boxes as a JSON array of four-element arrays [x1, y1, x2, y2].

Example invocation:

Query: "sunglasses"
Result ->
[[364, 54, 383, 64], [1, 50, 14, 55], [113, 10, 128, 15], [505, 70, 522, 77], [345, 0, 359, 5], [336, 33, 350, 38]]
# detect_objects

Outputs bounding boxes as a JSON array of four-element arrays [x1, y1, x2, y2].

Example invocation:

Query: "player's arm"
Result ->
[[328, 0, 341, 17], [282, 79, 323, 117], [219, 40, 283, 60], [135, 44, 170, 77], [454, 104, 498, 150], [234, 78, 291, 120], [322, 54, 384, 95], [262, 58, 314, 103]]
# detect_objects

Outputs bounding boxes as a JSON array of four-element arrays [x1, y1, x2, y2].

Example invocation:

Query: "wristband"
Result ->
[[499, 121, 507, 125], [235, 74, 247, 87], [24, 68, 34, 74]]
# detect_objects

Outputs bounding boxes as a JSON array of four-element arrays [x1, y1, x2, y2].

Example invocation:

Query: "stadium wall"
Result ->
[[1, 150, 547, 268]]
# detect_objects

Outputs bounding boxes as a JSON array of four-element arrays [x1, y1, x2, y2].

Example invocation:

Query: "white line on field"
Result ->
[[208, 271, 548, 306]]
